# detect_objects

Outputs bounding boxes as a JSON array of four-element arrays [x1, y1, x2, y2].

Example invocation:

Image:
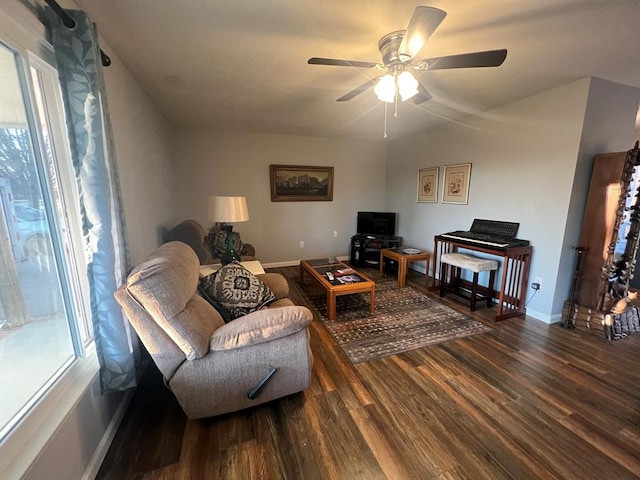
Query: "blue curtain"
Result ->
[[46, 10, 138, 392]]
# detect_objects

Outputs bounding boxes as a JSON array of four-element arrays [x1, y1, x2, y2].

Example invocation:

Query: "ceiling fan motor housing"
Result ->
[[378, 30, 410, 66]]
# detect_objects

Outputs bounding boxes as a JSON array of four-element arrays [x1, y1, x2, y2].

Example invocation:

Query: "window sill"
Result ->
[[0, 350, 100, 479]]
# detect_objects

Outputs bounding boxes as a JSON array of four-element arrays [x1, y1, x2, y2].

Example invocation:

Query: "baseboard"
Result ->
[[408, 263, 427, 275], [521, 307, 553, 324], [262, 255, 349, 269], [82, 388, 135, 480], [262, 260, 301, 268]]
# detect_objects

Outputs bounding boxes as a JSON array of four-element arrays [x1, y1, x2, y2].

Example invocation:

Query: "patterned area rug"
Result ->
[[290, 269, 491, 364]]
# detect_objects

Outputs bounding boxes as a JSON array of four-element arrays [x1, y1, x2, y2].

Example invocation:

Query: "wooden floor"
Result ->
[[97, 266, 640, 479]]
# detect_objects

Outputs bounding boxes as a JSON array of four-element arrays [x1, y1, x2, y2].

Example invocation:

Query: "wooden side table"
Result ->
[[380, 248, 430, 288]]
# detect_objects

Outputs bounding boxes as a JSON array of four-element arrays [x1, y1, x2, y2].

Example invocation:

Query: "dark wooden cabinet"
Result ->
[[350, 234, 402, 266]]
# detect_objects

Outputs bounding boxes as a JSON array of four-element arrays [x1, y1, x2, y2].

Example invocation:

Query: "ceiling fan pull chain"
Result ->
[[383, 102, 388, 139], [394, 77, 399, 118]]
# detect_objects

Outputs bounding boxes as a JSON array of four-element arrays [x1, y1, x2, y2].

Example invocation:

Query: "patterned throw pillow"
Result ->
[[200, 262, 275, 319]]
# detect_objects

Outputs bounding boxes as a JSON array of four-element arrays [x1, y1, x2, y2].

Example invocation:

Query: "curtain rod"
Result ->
[[43, 0, 111, 67]]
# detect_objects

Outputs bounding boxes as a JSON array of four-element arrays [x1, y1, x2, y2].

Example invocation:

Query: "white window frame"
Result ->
[[27, 51, 94, 342], [0, 8, 99, 479]]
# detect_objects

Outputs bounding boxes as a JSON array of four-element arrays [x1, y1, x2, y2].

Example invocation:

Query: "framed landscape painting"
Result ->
[[417, 167, 439, 203], [270, 164, 334, 202], [442, 163, 472, 204]]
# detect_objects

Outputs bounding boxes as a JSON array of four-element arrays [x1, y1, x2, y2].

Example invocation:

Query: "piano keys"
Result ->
[[439, 230, 530, 249], [433, 219, 533, 321]]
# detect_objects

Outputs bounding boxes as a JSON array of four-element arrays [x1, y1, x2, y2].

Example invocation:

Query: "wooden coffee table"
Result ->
[[380, 247, 430, 288], [299, 258, 375, 321]]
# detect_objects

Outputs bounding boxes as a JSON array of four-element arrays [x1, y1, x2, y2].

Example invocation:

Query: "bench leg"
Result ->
[[488, 270, 496, 308], [439, 262, 446, 297], [470, 272, 479, 311], [453, 266, 460, 292]]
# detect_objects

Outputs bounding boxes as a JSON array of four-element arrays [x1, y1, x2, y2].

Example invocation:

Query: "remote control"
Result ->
[[327, 272, 334, 281]]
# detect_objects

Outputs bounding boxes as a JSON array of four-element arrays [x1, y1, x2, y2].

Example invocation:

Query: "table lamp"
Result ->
[[208, 195, 249, 264]]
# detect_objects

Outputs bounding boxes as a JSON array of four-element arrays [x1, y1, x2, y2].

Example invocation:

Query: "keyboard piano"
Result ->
[[438, 219, 530, 250], [432, 219, 533, 321]]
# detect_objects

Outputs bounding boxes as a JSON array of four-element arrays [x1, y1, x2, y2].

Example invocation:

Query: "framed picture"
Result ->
[[417, 167, 439, 203], [442, 163, 472, 204], [270, 164, 334, 202]]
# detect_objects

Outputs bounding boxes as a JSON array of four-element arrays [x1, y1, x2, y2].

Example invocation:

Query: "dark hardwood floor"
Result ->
[[97, 266, 640, 479]]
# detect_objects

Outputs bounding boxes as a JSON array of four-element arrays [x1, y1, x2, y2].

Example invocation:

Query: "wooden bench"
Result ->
[[439, 252, 498, 311]]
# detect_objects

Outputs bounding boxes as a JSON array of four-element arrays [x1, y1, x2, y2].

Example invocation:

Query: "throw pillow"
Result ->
[[197, 282, 232, 323], [202, 262, 275, 319]]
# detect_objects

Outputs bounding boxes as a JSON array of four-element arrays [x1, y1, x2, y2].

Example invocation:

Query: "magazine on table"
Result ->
[[336, 274, 363, 284], [334, 268, 356, 276]]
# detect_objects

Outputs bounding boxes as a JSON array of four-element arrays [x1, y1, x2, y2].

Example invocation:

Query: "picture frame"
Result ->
[[270, 164, 334, 202], [417, 166, 439, 203], [442, 163, 472, 204]]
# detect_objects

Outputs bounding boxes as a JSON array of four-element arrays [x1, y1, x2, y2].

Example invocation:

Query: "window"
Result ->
[[0, 39, 91, 442]]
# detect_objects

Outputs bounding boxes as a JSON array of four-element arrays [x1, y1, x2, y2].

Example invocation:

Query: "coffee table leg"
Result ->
[[369, 286, 376, 314], [398, 258, 406, 288], [425, 256, 430, 287], [327, 291, 336, 321]]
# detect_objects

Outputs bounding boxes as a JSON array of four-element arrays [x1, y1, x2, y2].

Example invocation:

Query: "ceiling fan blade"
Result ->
[[420, 49, 507, 71], [336, 77, 380, 102], [398, 6, 447, 61], [413, 82, 432, 105], [308, 57, 379, 68]]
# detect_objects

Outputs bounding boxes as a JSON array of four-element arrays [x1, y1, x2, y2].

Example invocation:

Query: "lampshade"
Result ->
[[208, 196, 249, 223]]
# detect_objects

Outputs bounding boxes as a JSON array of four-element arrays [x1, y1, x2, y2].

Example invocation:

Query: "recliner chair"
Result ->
[[115, 241, 313, 418], [163, 219, 256, 265]]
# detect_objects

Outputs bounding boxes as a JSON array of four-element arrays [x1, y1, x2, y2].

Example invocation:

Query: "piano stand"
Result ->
[[431, 236, 533, 321]]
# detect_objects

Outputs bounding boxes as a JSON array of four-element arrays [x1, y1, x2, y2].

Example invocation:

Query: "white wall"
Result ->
[[104, 48, 177, 265], [553, 77, 640, 316], [386, 79, 592, 322], [23, 384, 128, 480], [172, 130, 387, 263], [386, 77, 640, 323]]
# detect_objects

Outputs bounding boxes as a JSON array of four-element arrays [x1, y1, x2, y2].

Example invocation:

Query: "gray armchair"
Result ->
[[115, 241, 313, 418], [163, 219, 256, 265]]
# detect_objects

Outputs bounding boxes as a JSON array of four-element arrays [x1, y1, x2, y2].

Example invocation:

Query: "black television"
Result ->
[[357, 211, 397, 237]]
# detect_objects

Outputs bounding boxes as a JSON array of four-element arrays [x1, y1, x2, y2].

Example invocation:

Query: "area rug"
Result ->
[[289, 269, 492, 364]]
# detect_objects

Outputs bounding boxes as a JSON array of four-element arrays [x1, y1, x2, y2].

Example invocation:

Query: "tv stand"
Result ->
[[350, 234, 402, 267]]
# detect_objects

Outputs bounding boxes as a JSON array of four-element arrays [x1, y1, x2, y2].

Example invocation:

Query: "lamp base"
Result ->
[[220, 225, 241, 265]]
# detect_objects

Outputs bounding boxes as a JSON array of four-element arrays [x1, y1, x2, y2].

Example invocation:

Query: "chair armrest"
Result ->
[[258, 273, 289, 299], [242, 243, 256, 257], [209, 305, 312, 351]]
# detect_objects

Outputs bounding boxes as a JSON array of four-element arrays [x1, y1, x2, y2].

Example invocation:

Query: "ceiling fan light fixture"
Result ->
[[374, 74, 396, 103], [397, 71, 419, 101]]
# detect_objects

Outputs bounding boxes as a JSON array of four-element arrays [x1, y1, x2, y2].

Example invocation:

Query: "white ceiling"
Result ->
[[77, 0, 640, 141]]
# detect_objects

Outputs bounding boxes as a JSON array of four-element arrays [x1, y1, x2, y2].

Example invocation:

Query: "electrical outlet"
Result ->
[[299, 241, 304, 248], [333, 230, 338, 238], [534, 277, 543, 286]]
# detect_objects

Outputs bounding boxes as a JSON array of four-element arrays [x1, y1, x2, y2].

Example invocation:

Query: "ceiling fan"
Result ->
[[308, 6, 507, 105]]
